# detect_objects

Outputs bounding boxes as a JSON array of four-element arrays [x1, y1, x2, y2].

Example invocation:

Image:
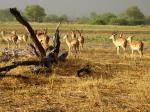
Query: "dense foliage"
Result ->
[[23, 5, 46, 22]]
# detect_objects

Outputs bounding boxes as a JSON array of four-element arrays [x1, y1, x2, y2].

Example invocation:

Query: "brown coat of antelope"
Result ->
[[1, 30, 18, 48], [127, 36, 144, 57], [35, 28, 49, 49], [17, 33, 28, 43], [109, 33, 127, 55], [76, 30, 84, 50], [63, 34, 79, 55]]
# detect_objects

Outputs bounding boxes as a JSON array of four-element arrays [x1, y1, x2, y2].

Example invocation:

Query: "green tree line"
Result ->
[[0, 5, 150, 25]]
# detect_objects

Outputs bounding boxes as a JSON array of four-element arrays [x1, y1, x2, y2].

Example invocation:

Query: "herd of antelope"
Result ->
[[0, 29, 49, 49], [109, 32, 144, 57], [63, 30, 84, 55], [0, 28, 144, 58]]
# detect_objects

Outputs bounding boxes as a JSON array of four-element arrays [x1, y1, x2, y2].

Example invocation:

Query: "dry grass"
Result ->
[[0, 24, 150, 112]]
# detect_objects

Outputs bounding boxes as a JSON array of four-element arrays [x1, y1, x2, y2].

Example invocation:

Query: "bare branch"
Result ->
[[28, 44, 40, 58], [56, 22, 61, 31], [0, 60, 40, 73], [10, 8, 46, 57]]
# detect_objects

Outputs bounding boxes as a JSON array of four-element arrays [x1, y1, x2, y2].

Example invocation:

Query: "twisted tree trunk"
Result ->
[[0, 8, 66, 74], [10, 8, 46, 57]]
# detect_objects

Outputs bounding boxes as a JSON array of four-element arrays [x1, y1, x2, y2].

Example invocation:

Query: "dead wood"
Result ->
[[28, 43, 40, 58], [77, 65, 91, 77], [0, 61, 40, 73], [0, 8, 67, 74], [0, 53, 12, 62], [0, 51, 68, 73], [10, 8, 46, 57]]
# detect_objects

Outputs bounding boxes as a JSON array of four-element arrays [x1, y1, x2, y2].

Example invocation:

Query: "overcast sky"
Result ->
[[0, 0, 150, 17]]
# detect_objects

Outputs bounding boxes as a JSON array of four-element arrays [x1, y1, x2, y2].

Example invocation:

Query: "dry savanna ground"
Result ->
[[0, 23, 150, 112]]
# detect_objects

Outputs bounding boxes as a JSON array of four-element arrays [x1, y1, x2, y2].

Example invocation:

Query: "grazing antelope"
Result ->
[[35, 28, 50, 49], [127, 36, 144, 57], [1, 30, 18, 48], [76, 30, 84, 50], [63, 34, 79, 55], [109, 33, 127, 55]]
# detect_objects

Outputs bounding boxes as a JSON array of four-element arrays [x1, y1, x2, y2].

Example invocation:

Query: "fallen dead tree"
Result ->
[[0, 8, 67, 73], [0, 61, 40, 73], [0, 51, 68, 73]]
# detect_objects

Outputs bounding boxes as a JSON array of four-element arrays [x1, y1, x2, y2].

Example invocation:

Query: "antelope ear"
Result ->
[[112, 31, 118, 35]]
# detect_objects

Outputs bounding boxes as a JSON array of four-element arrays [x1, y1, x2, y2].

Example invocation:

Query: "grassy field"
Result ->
[[0, 23, 150, 112]]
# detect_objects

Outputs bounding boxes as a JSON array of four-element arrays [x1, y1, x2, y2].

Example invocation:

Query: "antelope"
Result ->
[[71, 30, 77, 39], [17, 33, 28, 43], [16, 33, 29, 47], [63, 34, 79, 55], [127, 36, 144, 57], [1, 30, 18, 48], [35, 28, 50, 49], [71, 30, 79, 43], [76, 30, 84, 50], [109, 33, 127, 55]]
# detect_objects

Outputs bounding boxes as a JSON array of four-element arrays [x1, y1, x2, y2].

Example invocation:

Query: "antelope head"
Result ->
[[43, 28, 48, 34], [109, 31, 117, 39], [63, 35, 68, 39], [71, 30, 76, 39], [76, 30, 82, 36], [127, 35, 135, 41]]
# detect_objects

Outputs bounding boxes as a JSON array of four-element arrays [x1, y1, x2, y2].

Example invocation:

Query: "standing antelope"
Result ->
[[71, 30, 79, 43], [76, 30, 84, 50], [1, 30, 18, 48], [109, 33, 127, 55], [71, 30, 75, 39], [63, 34, 79, 55], [16, 32, 29, 47], [35, 28, 49, 49], [18, 33, 28, 43], [127, 36, 144, 57]]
